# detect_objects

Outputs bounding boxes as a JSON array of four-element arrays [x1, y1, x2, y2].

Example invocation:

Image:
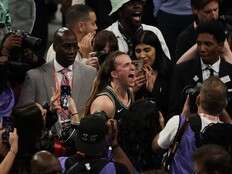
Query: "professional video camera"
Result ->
[[182, 82, 202, 113]]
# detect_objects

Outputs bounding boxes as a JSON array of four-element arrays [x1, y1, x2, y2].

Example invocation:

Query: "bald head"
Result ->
[[53, 27, 78, 67], [31, 151, 61, 174], [53, 27, 74, 46]]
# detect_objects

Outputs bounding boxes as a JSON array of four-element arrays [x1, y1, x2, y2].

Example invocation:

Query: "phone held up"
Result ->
[[132, 59, 144, 74], [1, 116, 14, 144], [60, 85, 71, 110]]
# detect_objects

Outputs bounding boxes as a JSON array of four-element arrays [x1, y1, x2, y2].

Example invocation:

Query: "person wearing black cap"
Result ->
[[58, 112, 133, 174]]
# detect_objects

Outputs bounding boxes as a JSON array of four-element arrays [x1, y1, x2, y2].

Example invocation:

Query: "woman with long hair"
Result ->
[[133, 30, 173, 120]]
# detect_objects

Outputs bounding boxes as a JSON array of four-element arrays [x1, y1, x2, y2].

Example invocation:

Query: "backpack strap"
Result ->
[[171, 115, 189, 150], [162, 115, 189, 171], [189, 114, 202, 132], [65, 161, 80, 174], [189, 114, 202, 147]]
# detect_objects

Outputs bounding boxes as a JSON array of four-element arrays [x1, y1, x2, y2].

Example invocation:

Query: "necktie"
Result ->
[[61, 68, 70, 86], [206, 66, 214, 77], [59, 68, 71, 127]]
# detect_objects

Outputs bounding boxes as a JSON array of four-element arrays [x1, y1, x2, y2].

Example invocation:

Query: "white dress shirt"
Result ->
[[201, 58, 220, 81]]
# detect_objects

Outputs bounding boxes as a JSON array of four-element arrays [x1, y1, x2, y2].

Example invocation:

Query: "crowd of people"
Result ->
[[0, 0, 232, 174]]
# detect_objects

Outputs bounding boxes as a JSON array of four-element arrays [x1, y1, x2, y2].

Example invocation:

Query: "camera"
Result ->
[[1, 116, 14, 143], [11, 30, 42, 50], [60, 85, 71, 110], [182, 83, 202, 113]]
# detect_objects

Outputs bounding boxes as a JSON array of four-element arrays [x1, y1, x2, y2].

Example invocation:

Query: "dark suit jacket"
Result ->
[[169, 57, 232, 117], [17, 61, 96, 113]]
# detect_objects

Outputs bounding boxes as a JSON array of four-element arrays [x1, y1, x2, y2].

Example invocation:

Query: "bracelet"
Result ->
[[111, 144, 119, 150], [71, 113, 78, 116], [10, 149, 17, 156]]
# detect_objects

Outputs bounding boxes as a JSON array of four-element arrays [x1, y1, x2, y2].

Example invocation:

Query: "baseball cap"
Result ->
[[109, 0, 130, 15], [75, 112, 108, 156]]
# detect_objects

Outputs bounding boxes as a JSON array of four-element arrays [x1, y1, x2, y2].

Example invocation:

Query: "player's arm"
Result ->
[[90, 95, 115, 118]]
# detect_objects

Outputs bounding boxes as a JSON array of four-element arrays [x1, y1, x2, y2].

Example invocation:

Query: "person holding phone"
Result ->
[[133, 30, 173, 120], [0, 127, 18, 174], [17, 27, 96, 141]]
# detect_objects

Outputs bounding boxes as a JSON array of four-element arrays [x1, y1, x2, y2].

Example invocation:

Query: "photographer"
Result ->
[[152, 76, 229, 174], [0, 127, 18, 174], [0, 32, 44, 68], [0, 32, 44, 102]]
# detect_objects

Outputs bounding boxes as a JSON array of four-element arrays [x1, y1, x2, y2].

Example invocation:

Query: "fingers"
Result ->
[[51, 88, 60, 102], [86, 57, 99, 69], [50, 88, 61, 111], [68, 96, 78, 114], [9, 128, 18, 146], [79, 32, 95, 57], [4, 34, 22, 48], [143, 64, 154, 75], [158, 111, 165, 128]]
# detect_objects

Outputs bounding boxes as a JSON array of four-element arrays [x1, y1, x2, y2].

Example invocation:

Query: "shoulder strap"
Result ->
[[65, 161, 80, 174], [189, 114, 202, 147], [162, 115, 189, 171], [172, 115, 189, 147], [189, 114, 202, 133]]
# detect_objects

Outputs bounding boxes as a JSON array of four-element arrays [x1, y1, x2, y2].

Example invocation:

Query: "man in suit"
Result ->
[[18, 27, 96, 120], [169, 20, 232, 118]]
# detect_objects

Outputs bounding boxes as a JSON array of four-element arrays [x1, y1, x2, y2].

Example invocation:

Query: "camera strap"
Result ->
[[162, 115, 189, 171]]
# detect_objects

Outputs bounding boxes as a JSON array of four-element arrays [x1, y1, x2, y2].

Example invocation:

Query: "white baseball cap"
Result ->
[[109, 0, 130, 15]]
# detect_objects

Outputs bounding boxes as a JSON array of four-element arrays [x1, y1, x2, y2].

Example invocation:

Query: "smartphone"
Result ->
[[1, 116, 14, 143], [60, 85, 71, 110], [132, 59, 144, 72]]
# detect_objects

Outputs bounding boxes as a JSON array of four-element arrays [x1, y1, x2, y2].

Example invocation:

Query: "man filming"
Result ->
[[152, 76, 230, 174]]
